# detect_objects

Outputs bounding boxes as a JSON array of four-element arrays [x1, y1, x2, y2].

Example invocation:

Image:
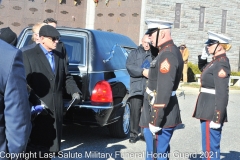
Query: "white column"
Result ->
[[139, 0, 147, 45], [85, 0, 96, 29]]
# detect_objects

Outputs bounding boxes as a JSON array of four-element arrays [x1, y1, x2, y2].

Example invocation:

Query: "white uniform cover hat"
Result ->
[[205, 31, 231, 45], [145, 19, 173, 34]]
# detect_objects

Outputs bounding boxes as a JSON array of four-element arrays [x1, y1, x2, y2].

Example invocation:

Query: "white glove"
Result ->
[[31, 105, 44, 115], [200, 46, 210, 60], [210, 121, 221, 129], [149, 123, 161, 135]]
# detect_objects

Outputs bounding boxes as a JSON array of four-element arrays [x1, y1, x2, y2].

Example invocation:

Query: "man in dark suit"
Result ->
[[126, 35, 152, 143], [22, 25, 81, 159], [43, 18, 69, 64], [0, 39, 31, 157], [0, 27, 17, 46]]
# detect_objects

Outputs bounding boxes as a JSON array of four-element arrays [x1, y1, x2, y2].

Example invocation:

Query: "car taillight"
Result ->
[[91, 81, 113, 103]]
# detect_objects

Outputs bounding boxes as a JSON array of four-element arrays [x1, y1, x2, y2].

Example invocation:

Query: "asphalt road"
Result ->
[[53, 87, 240, 160]]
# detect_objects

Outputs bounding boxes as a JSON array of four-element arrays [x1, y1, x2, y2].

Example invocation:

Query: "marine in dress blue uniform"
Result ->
[[139, 19, 183, 160], [192, 31, 232, 160]]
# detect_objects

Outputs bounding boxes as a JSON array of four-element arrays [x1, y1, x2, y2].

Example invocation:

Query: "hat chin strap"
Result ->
[[155, 29, 160, 48], [213, 43, 219, 55]]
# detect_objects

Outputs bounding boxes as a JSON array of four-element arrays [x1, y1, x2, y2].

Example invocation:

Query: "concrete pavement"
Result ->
[[52, 86, 240, 160]]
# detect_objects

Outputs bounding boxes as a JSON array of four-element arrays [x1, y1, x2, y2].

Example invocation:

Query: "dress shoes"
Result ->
[[139, 135, 145, 142], [129, 137, 138, 143]]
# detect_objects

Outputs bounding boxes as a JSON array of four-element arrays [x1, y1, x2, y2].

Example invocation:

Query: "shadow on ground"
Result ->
[[56, 124, 129, 160], [188, 151, 240, 160]]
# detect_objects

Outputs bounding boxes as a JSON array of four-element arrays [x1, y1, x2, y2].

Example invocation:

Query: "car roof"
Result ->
[[17, 27, 137, 71]]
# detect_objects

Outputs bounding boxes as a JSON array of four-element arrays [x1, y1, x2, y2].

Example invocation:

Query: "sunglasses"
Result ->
[[46, 37, 60, 42]]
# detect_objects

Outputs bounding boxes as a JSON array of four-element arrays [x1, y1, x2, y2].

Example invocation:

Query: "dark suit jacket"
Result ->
[[20, 42, 36, 52], [0, 39, 31, 155], [126, 45, 152, 98], [22, 44, 80, 152]]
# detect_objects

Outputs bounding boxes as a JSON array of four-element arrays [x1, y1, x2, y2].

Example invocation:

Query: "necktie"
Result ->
[[47, 52, 55, 73]]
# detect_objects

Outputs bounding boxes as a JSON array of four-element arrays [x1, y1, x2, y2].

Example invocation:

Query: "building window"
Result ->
[[174, 3, 181, 28], [199, 6, 205, 31]]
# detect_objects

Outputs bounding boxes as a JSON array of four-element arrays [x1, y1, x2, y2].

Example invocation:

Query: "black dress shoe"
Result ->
[[139, 135, 145, 141], [129, 137, 138, 143]]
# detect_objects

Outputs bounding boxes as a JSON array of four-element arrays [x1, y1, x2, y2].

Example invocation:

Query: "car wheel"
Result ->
[[108, 102, 130, 138]]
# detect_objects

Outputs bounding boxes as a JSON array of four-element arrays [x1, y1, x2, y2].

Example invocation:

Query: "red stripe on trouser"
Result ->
[[206, 121, 210, 160], [152, 135, 157, 160]]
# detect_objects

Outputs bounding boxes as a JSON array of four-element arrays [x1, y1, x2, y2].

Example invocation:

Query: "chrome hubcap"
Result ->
[[123, 103, 130, 134]]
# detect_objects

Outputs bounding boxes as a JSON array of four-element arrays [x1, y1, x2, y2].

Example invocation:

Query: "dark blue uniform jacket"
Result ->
[[140, 40, 183, 128], [193, 54, 230, 123]]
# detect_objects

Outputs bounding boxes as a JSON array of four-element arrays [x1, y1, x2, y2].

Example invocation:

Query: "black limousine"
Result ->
[[17, 27, 137, 138]]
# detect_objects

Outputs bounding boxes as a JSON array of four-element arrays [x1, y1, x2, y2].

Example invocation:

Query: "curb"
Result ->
[[177, 86, 240, 95]]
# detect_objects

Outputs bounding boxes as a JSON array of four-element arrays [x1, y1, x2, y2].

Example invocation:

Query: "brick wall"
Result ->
[[94, 0, 142, 44], [0, 0, 142, 49], [145, 0, 240, 71], [0, 0, 86, 37], [0, 0, 239, 70]]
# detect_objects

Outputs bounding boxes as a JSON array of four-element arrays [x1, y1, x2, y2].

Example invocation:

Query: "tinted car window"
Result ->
[[90, 30, 137, 71], [60, 35, 86, 66], [120, 47, 134, 59], [102, 44, 128, 68], [17, 31, 33, 48], [17, 28, 86, 67]]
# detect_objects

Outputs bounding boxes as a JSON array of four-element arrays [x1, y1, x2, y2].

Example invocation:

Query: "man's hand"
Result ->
[[210, 121, 221, 129], [72, 92, 81, 104], [31, 105, 44, 115], [149, 123, 161, 135], [142, 68, 149, 78], [200, 46, 210, 60]]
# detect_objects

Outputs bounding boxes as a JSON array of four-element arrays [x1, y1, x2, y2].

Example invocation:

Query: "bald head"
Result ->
[[142, 35, 150, 51], [32, 22, 46, 42], [161, 29, 171, 37], [142, 35, 149, 42], [149, 28, 172, 48]]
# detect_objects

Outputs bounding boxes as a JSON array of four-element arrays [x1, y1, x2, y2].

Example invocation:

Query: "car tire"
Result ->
[[108, 102, 130, 138]]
